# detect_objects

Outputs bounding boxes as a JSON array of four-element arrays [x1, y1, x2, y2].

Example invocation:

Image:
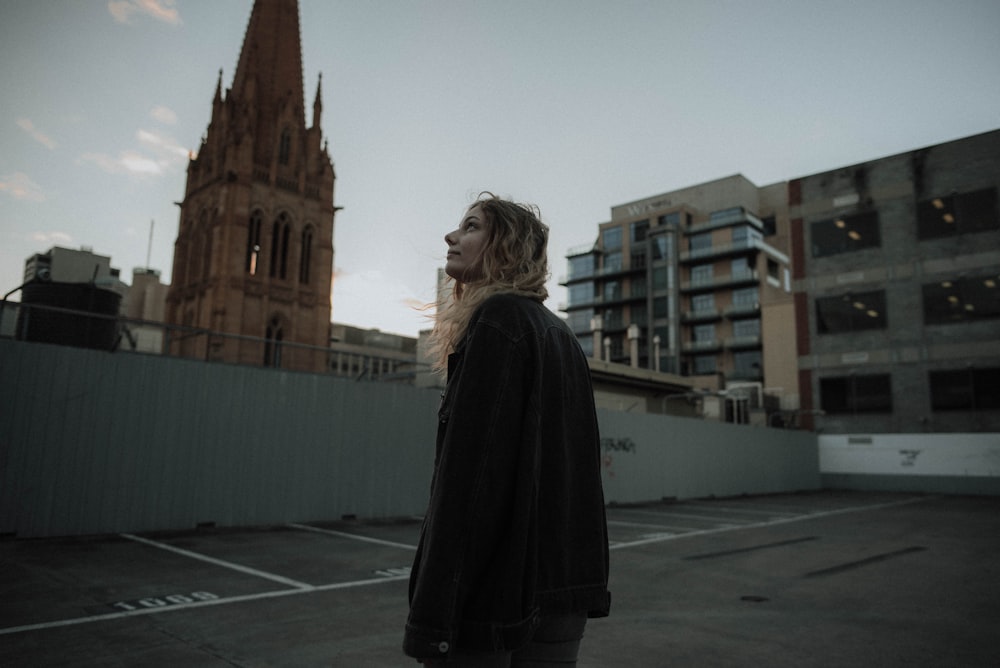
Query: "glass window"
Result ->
[[652, 266, 669, 289], [658, 212, 680, 227], [692, 294, 715, 312], [691, 264, 713, 286], [568, 282, 593, 307], [689, 232, 712, 251], [733, 350, 762, 377], [693, 354, 716, 374], [923, 274, 1000, 324], [731, 224, 761, 245], [603, 307, 623, 330], [603, 226, 623, 250], [820, 374, 893, 413], [693, 323, 715, 342], [733, 319, 760, 338], [917, 187, 998, 239], [567, 308, 594, 334], [631, 219, 650, 243], [732, 287, 759, 308], [710, 207, 741, 223], [930, 368, 1000, 411], [761, 215, 777, 236], [732, 258, 753, 280], [767, 258, 780, 281], [568, 254, 594, 280], [653, 297, 670, 318], [811, 211, 881, 257], [816, 290, 887, 333], [630, 249, 647, 270], [650, 234, 672, 261], [603, 251, 622, 273], [604, 280, 622, 302]]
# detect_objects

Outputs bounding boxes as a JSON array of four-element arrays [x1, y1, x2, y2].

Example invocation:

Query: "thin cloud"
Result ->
[[150, 105, 177, 125], [31, 231, 74, 246], [79, 150, 161, 176], [0, 172, 45, 202], [78, 128, 188, 178], [136, 128, 188, 162], [15, 118, 57, 150], [108, 0, 181, 26]]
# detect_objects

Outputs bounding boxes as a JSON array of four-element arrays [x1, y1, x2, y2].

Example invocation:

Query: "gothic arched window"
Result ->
[[246, 210, 263, 275], [270, 212, 291, 279], [264, 316, 284, 368], [278, 127, 291, 165], [201, 210, 213, 281], [299, 225, 314, 284]]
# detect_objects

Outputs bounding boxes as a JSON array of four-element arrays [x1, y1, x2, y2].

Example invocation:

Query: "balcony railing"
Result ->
[[681, 269, 759, 292], [680, 236, 762, 263]]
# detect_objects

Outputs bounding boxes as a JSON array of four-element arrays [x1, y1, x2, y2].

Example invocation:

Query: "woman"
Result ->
[[403, 193, 611, 666]]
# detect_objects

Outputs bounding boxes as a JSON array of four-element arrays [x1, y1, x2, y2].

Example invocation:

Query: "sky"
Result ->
[[1, 0, 998, 338]]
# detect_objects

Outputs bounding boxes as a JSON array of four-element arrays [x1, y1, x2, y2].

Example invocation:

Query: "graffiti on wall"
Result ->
[[601, 437, 637, 478]]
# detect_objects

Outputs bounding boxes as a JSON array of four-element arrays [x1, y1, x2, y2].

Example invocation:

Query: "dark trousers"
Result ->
[[422, 613, 588, 667]]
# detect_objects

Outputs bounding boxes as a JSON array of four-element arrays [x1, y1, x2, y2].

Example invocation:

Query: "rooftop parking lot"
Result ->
[[2, 490, 998, 667]]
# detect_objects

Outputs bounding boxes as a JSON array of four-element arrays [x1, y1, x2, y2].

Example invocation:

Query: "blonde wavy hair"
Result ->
[[428, 192, 550, 373]]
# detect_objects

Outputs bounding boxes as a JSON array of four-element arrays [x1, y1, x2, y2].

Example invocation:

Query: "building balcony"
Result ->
[[684, 208, 765, 236], [725, 335, 762, 350], [682, 308, 722, 323], [680, 269, 759, 293], [682, 339, 724, 353], [680, 236, 761, 263], [724, 302, 760, 318]]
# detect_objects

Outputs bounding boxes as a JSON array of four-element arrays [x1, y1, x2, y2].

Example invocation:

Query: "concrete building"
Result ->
[[328, 324, 419, 382], [165, 0, 337, 373], [791, 129, 1000, 434], [562, 174, 797, 424], [566, 129, 1000, 431], [23, 246, 127, 298], [122, 267, 169, 353]]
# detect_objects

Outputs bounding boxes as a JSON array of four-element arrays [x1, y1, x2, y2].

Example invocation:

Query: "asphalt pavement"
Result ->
[[2, 490, 998, 667]]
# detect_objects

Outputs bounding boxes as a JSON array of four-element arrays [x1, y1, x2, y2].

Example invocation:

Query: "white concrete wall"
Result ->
[[820, 433, 1000, 494]]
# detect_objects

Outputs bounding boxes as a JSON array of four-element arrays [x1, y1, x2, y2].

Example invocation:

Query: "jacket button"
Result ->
[[438, 641, 450, 653]]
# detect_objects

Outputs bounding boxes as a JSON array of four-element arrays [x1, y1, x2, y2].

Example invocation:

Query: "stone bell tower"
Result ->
[[165, 0, 336, 372]]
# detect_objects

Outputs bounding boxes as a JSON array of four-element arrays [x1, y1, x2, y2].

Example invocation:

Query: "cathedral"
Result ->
[[165, 0, 336, 373]]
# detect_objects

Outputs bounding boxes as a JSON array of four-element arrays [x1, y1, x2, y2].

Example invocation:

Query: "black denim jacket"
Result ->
[[403, 294, 611, 660]]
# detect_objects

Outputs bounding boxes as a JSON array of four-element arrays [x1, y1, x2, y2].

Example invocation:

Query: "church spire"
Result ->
[[312, 72, 323, 129], [229, 0, 306, 163]]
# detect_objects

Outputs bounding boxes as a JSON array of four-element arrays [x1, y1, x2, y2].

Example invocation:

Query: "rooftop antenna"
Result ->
[[146, 219, 154, 269]]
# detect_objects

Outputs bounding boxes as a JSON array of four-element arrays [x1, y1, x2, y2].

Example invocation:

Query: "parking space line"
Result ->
[[607, 519, 698, 532], [610, 496, 929, 550], [288, 523, 417, 550], [682, 502, 799, 517], [616, 508, 756, 524], [121, 533, 313, 589], [0, 573, 409, 637]]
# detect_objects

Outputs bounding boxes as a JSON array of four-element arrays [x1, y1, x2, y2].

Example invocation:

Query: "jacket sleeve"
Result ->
[[404, 313, 537, 658]]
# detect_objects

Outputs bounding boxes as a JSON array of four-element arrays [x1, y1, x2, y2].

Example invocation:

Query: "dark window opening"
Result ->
[[816, 290, 887, 334], [820, 374, 892, 413], [922, 274, 1000, 324], [930, 367, 1000, 411], [917, 187, 998, 239], [811, 211, 881, 257]]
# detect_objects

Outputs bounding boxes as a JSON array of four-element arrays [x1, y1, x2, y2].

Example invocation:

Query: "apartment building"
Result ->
[[565, 129, 999, 431], [562, 174, 798, 422]]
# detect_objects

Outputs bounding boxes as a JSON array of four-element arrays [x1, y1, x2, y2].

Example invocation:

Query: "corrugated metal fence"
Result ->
[[0, 339, 820, 538]]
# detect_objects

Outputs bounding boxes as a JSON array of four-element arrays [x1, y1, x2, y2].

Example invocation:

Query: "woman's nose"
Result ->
[[444, 229, 457, 245]]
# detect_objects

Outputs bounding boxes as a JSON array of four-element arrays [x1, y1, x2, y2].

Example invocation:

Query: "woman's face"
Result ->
[[444, 204, 488, 282]]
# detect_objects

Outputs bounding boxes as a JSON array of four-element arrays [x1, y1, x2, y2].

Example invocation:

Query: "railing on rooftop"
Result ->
[[0, 299, 425, 383]]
